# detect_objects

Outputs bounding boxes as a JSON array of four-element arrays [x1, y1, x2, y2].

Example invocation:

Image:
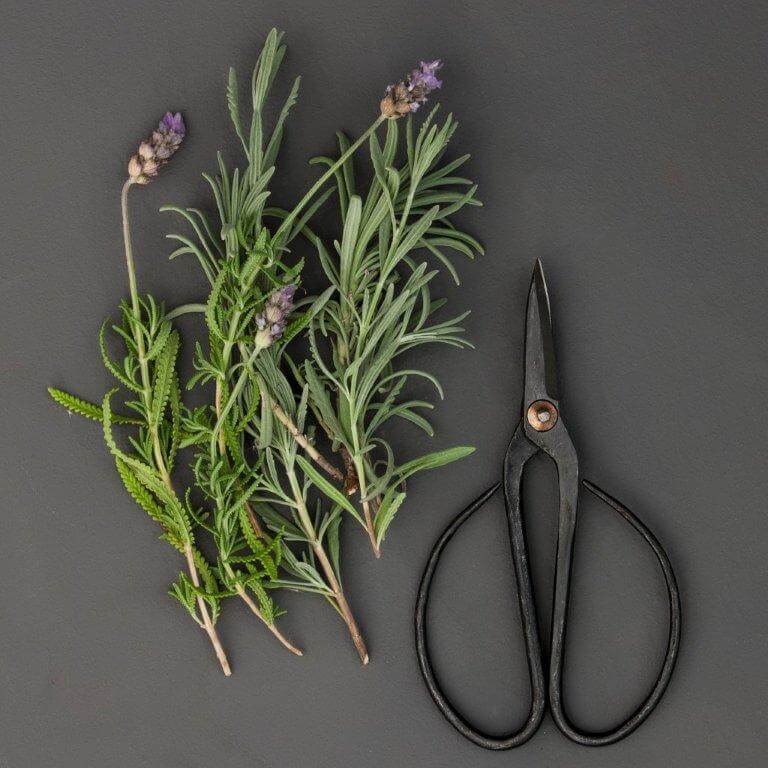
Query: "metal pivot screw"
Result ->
[[527, 400, 558, 432]]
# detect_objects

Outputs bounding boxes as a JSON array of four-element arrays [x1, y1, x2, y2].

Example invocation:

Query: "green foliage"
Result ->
[[182, 390, 287, 623], [305, 111, 481, 548], [51, 283, 226, 630], [52, 26, 482, 671], [164, 28, 334, 622]]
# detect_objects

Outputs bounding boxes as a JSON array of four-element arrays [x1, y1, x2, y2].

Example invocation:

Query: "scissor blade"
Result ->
[[524, 259, 560, 403]]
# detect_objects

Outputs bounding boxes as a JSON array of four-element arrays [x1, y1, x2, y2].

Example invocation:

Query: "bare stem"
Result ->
[[271, 402, 344, 482], [243, 500, 265, 538], [353, 455, 380, 558], [120, 180, 141, 319], [234, 584, 303, 656], [361, 499, 381, 558], [313, 542, 369, 664], [185, 544, 231, 675], [287, 471, 368, 664]]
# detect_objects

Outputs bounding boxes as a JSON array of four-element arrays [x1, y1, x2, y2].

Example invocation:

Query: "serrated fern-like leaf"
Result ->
[[115, 457, 168, 528], [150, 330, 179, 428], [47, 387, 140, 425], [167, 373, 182, 472], [191, 546, 219, 596], [205, 264, 228, 342], [99, 321, 141, 393], [249, 580, 279, 625], [102, 396, 178, 511], [145, 320, 173, 361], [238, 504, 262, 551], [169, 573, 205, 627]]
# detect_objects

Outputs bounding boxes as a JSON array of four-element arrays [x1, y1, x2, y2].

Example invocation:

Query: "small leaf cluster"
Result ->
[[182, 400, 285, 625]]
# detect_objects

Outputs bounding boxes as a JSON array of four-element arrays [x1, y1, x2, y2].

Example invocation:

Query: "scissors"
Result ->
[[415, 260, 681, 750]]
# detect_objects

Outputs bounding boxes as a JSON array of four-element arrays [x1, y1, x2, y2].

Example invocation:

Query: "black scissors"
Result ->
[[415, 260, 681, 750]]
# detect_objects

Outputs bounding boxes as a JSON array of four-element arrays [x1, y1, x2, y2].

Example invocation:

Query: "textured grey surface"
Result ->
[[1, 1, 767, 766]]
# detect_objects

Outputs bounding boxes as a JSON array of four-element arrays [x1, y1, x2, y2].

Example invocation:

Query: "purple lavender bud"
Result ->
[[276, 284, 297, 308], [380, 59, 443, 119], [409, 60, 443, 93], [254, 284, 296, 350], [159, 111, 186, 137], [127, 111, 186, 184]]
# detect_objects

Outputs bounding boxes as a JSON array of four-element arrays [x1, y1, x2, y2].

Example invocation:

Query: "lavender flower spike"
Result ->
[[127, 111, 186, 184], [380, 59, 443, 119], [254, 285, 296, 350]]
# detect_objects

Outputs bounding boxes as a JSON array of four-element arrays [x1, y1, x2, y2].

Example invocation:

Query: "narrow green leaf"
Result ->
[[115, 457, 168, 527], [295, 455, 362, 523], [394, 446, 475, 483], [374, 490, 406, 546], [99, 321, 141, 393], [227, 67, 248, 155]]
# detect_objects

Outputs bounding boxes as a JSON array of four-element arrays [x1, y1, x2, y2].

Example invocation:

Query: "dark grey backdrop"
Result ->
[[2, 1, 766, 766]]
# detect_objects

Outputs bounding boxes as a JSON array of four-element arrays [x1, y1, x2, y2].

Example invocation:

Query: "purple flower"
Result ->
[[127, 111, 186, 184], [254, 284, 296, 350], [380, 59, 443, 118], [409, 60, 443, 94], [275, 284, 296, 308], [159, 111, 186, 137]]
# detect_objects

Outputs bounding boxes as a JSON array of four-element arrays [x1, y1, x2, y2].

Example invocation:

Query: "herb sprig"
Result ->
[[49, 28, 481, 672], [50, 114, 233, 674], [305, 110, 482, 556]]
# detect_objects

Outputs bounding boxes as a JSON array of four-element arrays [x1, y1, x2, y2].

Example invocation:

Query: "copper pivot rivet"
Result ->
[[526, 400, 558, 431]]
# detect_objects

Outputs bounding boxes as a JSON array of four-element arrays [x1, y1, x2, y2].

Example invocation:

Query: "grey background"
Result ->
[[1, 1, 766, 766]]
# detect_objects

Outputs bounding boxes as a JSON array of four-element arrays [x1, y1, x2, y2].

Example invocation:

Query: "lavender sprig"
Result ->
[[272, 60, 442, 245], [308, 97, 481, 558], [50, 111, 233, 674]]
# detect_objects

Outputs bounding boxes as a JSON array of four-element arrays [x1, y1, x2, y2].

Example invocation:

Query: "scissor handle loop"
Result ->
[[547, 479, 682, 745], [414, 429, 548, 750]]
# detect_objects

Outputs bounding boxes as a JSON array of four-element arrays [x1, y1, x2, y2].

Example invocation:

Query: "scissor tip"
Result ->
[[530, 259, 549, 296]]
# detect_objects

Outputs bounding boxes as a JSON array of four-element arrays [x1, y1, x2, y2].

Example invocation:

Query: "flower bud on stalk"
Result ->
[[254, 285, 296, 350], [380, 60, 443, 119], [127, 112, 186, 184]]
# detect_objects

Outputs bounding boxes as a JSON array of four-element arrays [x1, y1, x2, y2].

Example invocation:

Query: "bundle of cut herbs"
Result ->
[[48, 28, 482, 674]]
